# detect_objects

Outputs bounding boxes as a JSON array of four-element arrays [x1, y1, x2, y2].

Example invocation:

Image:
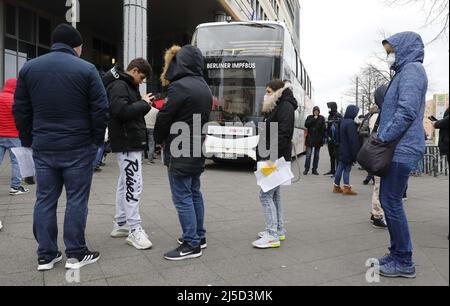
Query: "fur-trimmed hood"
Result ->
[[262, 84, 298, 114], [160, 45, 204, 87]]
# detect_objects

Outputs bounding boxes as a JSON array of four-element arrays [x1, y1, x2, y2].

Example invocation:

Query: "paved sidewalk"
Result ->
[[0, 150, 448, 286]]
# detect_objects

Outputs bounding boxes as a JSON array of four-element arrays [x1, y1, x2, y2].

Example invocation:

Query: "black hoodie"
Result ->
[[103, 66, 151, 153], [155, 45, 212, 176], [326, 102, 343, 143]]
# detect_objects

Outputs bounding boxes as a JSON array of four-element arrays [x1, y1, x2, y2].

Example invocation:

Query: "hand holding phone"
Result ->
[[143, 93, 156, 105]]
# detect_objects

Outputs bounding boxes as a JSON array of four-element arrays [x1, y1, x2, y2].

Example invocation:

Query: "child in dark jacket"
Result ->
[[333, 105, 361, 195]]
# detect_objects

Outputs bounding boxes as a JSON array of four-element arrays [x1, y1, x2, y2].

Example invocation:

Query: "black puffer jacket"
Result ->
[[305, 106, 326, 148], [155, 45, 212, 176], [103, 66, 151, 153], [326, 102, 343, 144], [258, 85, 298, 162]]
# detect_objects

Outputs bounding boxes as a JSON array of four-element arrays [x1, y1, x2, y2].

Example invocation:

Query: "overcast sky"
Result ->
[[300, 0, 450, 111]]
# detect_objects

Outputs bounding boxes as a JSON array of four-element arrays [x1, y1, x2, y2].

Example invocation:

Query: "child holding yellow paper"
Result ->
[[253, 80, 298, 249]]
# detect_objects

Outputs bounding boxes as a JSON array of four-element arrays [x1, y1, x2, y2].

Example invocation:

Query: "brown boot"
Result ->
[[333, 184, 343, 194], [343, 185, 358, 196]]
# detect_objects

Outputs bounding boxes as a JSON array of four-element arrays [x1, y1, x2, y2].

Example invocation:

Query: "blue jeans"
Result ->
[[304, 146, 321, 172], [168, 172, 206, 248], [380, 162, 414, 266], [334, 162, 352, 186], [259, 186, 285, 239], [0, 137, 22, 189], [147, 129, 155, 162], [33, 145, 97, 260]]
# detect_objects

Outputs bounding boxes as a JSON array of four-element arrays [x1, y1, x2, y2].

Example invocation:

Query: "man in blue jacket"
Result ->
[[374, 32, 428, 279], [13, 24, 109, 271]]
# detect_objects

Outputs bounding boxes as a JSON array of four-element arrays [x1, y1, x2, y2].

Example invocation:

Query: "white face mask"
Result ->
[[387, 53, 396, 67], [263, 94, 270, 102]]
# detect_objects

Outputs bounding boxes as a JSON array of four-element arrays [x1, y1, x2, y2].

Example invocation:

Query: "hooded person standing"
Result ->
[[155, 45, 212, 261], [332, 105, 360, 196], [102, 58, 154, 250], [0, 78, 29, 196], [373, 32, 428, 279], [304, 106, 326, 175], [13, 24, 109, 271], [324, 102, 343, 176]]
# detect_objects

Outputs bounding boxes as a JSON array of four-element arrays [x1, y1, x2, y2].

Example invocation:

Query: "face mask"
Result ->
[[387, 53, 396, 67], [264, 94, 270, 102]]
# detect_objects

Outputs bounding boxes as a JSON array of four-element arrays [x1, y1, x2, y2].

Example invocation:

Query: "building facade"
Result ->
[[1, 0, 301, 92]]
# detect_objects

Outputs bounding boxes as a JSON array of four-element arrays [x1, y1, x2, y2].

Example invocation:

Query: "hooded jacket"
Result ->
[[378, 32, 428, 167], [305, 106, 326, 148], [339, 105, 361, 164], [0, 79, 19, 138], [259, 84, 298, 162], [326, 102, 343, 143], [154, 45, 212, 176], [103, 66, 151, 153], [13, 43, 109, 151]]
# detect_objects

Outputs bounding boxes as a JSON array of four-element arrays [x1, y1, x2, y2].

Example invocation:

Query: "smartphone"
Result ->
[[429, 115, 438, 122]]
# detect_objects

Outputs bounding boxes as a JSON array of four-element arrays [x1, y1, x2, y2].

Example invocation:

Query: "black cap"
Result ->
[[52, 24, 83, 48]]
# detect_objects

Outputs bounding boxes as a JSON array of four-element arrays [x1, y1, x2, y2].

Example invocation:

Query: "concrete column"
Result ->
[[123, 0, 148, 95], [0, 0, 5, 86]]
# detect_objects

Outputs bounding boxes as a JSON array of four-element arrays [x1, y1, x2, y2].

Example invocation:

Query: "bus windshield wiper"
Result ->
[[241, 23, 276, 29]]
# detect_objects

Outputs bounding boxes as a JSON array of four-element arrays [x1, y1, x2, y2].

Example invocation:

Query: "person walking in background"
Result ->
[[103, 58, 154, 250], [374, 32, 428, 279], [332, 105, 360, 196], [155, 45, 212, 261], [145, 107, 159, 165], [13, 24, 109, 271], [304, 106, 326, 176], [0, 78, 29, 196], [324, 102, 343, 177]]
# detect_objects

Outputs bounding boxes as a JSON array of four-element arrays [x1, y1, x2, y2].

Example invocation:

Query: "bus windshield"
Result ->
[[193, 24, 284, 124]]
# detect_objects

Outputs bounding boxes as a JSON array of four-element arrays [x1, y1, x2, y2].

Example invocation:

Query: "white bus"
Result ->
[[192, 21, 314, 160]]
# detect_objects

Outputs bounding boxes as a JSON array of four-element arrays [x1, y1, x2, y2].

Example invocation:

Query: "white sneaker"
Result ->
[[126, 228, 153, 250], [0, 220, 3, 231], [252, 234, 281, 249], [258, 231, 286, 241], [110, 221, 130, 238]]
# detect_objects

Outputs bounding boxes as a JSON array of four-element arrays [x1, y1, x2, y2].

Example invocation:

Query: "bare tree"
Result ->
[[385, 0, 449, 42], [345, 64, 392, 115]]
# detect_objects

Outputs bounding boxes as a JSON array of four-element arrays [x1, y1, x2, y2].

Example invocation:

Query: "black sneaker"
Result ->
[[24, 177, 35, 185], [373, 218, 388, 229], [9, 186, 30, 196], [323, 171, 335, 177], [312, 171, 320, 176], [65, 250, 101, 269], [303, 170, 309, 176], [177, 237, 207, 249], [37, 251, 63, 271], [164, 243, 202, 261]]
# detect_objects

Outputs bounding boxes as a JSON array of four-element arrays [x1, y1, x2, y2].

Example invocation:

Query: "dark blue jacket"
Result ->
[[13, 43, 109, 151], [378, 32, 428, 167], [339, 105, 361, 164]]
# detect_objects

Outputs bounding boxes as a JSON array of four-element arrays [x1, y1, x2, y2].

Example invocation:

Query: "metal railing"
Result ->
[[423, 146, 448, 177]]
